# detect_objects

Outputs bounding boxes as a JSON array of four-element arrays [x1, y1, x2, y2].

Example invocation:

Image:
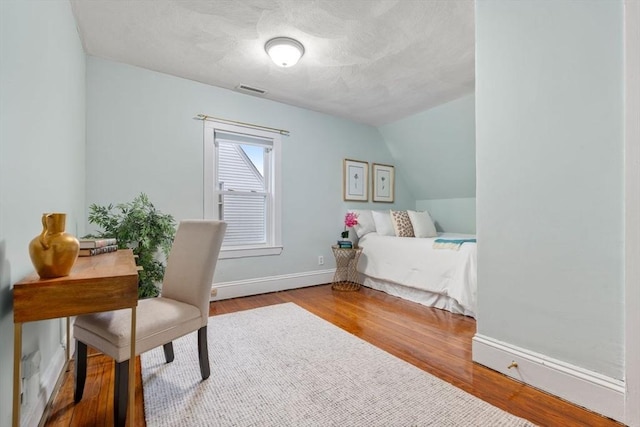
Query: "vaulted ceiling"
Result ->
[[70, 0, 475, 126]]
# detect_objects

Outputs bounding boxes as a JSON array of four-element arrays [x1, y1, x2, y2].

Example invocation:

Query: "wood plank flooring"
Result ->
[[42, 284, 622, 426]]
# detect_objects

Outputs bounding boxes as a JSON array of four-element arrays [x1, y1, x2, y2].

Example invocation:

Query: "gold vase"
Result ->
[[29, 213, 80, 278]]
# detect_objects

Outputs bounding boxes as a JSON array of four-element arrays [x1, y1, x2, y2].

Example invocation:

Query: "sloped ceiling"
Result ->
[[70, 0, 475, 126]]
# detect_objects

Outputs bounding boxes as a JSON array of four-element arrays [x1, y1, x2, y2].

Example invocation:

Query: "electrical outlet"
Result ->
[[318, 256, 324, 265]]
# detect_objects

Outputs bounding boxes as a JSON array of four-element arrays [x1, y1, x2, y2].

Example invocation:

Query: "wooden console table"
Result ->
[[12, 250, 139, 427]]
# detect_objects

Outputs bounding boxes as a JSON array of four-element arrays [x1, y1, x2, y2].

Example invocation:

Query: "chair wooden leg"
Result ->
[[198, 326, 210, 380], [74, 340, 87, 403], [163, 342, 175, 363], [114, 360, 129, 427]]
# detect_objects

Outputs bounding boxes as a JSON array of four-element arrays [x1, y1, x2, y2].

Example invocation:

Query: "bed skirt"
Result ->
[[361, 276, 476, 318]]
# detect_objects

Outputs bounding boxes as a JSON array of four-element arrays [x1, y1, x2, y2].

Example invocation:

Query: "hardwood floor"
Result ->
[[43, 284, 623, 426]]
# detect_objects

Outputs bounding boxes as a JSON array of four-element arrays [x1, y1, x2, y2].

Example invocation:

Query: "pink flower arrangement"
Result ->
[[341, 212, 359, 238]]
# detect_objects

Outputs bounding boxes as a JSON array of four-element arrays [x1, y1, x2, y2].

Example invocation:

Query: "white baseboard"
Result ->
[[22, 345, 66, 427], [211, 269, 335, 301], [472, 334, 625, 423]]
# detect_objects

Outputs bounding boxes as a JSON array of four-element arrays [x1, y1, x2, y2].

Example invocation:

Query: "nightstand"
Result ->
[[330, 245, 363, 291]]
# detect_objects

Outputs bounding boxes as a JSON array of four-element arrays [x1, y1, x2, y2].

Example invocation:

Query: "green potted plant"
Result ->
[[86, 193, 176, 298]]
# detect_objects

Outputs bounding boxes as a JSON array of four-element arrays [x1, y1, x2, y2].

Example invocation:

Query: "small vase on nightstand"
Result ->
[[338, 230, 354, 248]]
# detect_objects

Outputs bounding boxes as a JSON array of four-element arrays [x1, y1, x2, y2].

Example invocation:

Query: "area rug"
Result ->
[[141, 303, 535, 426]]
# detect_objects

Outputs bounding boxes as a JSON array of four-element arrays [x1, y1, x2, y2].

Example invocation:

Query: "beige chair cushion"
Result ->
[[74, 297, 201, 362]]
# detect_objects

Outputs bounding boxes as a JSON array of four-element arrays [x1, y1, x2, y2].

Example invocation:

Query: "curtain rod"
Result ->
[[194, 114, 290, 136]]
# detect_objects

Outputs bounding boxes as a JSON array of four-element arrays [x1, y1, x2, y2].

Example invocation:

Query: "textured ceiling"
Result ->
[[70, 0, 475, 126]]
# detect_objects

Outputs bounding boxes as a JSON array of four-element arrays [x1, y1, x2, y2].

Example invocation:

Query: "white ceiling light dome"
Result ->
[[265, 37, 305, 68]]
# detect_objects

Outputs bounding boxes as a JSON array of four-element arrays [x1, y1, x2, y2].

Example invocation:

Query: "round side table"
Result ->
[[331, 245, 363, 291]]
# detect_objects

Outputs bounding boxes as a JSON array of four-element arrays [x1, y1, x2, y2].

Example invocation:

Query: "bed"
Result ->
[[349, 209, 477, 317]]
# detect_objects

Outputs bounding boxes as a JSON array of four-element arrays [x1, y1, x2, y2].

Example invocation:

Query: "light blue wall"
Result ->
[[476, 0, 623, 378], [0, 0, 86, 424], [377, 93, 475, 200], [85, 57, 413, 283], [416, 198, 476, 234]]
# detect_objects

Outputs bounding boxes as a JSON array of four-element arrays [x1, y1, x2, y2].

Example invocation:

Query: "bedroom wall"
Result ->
[[0, 0, 86, 425], [85, 56, 413, 289], [415, 198, 475, 234], [475, 0, 624, 419], [377, 93, 476, 233]]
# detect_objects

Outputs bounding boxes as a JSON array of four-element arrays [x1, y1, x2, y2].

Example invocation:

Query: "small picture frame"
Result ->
[[372, 163, 395, 203], [343, 159, 369, 201]]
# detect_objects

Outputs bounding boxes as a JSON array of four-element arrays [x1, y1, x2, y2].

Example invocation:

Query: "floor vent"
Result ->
[[235, 84, 268, 96]]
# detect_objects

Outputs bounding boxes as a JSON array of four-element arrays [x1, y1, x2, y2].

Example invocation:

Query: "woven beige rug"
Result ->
[[142, 303, 535, 426]]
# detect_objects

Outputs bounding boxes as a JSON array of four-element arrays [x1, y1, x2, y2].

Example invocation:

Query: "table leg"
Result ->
[[13, 323, 22, 427], [65, 317, 71, 371], [127, 306, 136, 426]]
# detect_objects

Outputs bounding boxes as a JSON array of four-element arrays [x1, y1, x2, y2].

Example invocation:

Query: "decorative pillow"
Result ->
[[391, 210, 415, 237], [350, 210, 376, 238], [407, 210, 437, 238], [371, 210, 395, 236]]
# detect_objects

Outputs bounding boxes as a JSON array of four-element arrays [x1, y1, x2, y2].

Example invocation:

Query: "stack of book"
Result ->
[[336, 240, 353, 249], [79, 238, 118, 257]]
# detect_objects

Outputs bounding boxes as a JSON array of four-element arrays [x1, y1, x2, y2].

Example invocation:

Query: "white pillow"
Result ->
[[372, 210, 395, 236], [407, 210, 437, 238], [350, 210, 376, 238]]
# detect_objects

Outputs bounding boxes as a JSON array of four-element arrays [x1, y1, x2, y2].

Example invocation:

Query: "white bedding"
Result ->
[[356, 232, 477, 317]]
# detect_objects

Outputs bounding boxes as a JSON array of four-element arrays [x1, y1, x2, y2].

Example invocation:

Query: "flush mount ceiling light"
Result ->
[[265, 37, 305, 68]]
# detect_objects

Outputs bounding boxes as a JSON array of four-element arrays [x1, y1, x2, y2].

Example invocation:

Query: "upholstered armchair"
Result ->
[[73, 220, 226, 426]]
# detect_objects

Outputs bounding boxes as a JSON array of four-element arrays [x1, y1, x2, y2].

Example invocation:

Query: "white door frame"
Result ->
[[625, 2, 640, 426]]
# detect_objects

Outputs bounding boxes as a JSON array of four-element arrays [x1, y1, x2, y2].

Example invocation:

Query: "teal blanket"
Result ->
[[433, 238, 476, 250]]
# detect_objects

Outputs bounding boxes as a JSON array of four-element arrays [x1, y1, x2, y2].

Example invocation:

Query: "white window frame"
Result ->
[[204, 121, 282, 259]]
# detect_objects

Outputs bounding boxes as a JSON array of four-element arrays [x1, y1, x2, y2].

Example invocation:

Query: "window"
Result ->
[[204, 121, 282, 259]]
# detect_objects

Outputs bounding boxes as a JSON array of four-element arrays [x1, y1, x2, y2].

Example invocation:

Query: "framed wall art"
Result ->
[[343, 159, 369, 201], [372, 163, 394, 203]]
